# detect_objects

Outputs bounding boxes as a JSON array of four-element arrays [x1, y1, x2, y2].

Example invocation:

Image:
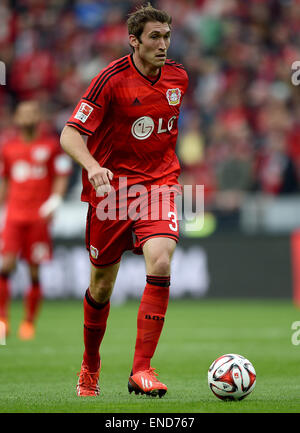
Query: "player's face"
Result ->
[[14, 101, 41, 129], [132, 21, 171, 71]]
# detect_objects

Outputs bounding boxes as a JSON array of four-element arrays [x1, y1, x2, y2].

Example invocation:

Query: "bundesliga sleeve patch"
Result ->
[[74, 102, 94, 123]]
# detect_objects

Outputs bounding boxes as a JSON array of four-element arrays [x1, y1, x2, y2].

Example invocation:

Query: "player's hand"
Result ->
[[88, 164, 114, 197], [39, 194, 63, 220]]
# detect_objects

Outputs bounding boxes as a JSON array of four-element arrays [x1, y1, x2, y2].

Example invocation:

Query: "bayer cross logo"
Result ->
[[131, 116, 154, 140]]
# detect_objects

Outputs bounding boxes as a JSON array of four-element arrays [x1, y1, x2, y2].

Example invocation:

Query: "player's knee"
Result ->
[[89, 276, 114, 303], [0, 256, 17, 275], [149, 254, 171, 276]]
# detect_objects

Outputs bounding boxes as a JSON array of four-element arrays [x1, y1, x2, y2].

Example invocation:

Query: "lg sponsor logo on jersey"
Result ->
[[131, 116, 177, 140]]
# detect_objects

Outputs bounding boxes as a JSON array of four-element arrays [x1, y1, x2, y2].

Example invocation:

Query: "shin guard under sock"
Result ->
[[0, 273, 10, 319], [24, 282, 42, 323], [83, 288, 110, 372], [132, 275, 170, 374]]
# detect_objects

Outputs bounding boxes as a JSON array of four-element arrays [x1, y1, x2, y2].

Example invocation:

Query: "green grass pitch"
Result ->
[[0, 298, 299, 413]]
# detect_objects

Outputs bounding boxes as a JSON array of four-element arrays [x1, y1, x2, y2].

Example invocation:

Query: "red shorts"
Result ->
[[85, 189, 179, 267], [0, 217, 52, 264]]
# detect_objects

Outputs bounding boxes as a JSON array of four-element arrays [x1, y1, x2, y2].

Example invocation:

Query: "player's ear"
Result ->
[[129, 34, 140, 49]]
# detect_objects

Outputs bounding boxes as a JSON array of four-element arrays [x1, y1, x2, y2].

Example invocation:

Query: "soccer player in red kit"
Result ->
[[60, 4, 188, 397], [0, 100, 71, 340]]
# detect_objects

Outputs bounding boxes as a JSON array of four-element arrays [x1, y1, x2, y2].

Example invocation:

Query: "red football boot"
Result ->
[[76, 362, 100, 396], [128, 367, 167, 398]]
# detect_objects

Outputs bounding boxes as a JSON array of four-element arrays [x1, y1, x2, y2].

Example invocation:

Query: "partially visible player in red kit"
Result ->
[[0, 100, 71, 340], [60, 3, 188, 397]]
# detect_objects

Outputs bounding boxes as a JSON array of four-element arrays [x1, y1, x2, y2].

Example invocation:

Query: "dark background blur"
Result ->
[[0, 0, 299, 300]]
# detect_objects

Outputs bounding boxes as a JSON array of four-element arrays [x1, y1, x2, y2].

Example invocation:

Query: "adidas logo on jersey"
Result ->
[[132, 97, 141, 106]]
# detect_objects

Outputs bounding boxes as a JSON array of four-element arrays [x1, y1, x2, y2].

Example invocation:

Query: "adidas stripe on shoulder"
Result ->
[[86, 57, 130, 103], [165, 59, 186, 70]]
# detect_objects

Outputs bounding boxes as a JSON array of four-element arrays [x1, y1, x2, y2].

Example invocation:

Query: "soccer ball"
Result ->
[[208, 353, 256, 401]]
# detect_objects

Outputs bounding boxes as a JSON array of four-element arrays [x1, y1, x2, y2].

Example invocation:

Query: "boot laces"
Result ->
[[77, 369, 99, 392], [145, 367, 160, 382]]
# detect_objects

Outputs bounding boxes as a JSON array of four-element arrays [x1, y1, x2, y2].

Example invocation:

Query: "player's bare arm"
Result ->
[[51, 175, 69, 198], [0, 177, 8, 207], [60, 125, 113, 194]]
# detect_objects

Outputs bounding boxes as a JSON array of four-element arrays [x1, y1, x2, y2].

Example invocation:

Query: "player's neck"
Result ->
[[132, 52, 160, 78], [20, 127, 38, 143]]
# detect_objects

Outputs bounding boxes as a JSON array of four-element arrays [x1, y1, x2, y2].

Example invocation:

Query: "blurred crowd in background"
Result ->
[[0, 0, 300, 225]]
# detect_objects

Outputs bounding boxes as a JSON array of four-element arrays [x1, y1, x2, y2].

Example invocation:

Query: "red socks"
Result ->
[[0, 273, 10, 319], [132, 275, 170, 374], [82, 276, 170, 374], [0, 275, 42, 323], [24, 282, 42, 323], [83, 288, 110, 372]]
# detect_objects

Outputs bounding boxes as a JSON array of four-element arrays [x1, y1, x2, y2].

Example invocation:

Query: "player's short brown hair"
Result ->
[[127, 2, 172, 43]]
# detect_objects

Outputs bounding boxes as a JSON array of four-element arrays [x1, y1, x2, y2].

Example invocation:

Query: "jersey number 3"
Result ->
[[168, 211, 178, 232]]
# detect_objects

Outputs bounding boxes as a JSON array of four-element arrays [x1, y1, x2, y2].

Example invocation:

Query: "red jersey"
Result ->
[[66, 54, 188, 207], [0, 133, 72, 222]]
